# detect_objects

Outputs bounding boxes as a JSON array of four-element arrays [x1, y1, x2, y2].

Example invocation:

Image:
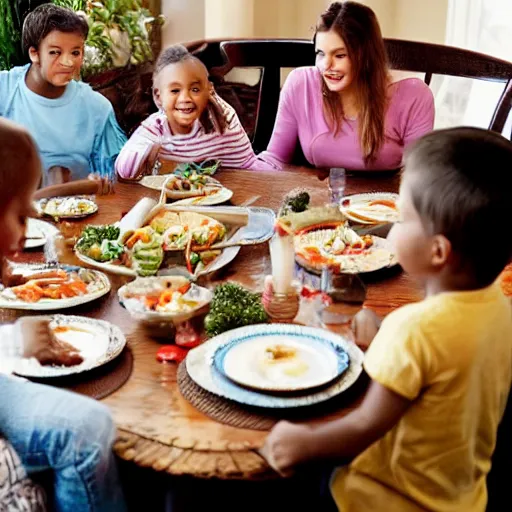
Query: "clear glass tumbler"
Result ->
[[328, 167, 346, 206]]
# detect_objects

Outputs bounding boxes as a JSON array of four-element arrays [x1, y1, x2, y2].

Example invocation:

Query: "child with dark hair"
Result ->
[[262, 127, 512, 512], [0, 118, 126, 511], [0, 4, 126, 185], [116, 44, 270, 178]]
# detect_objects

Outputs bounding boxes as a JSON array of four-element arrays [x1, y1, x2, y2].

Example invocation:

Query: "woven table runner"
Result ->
[[26, 347, 134, 400], [177, 361, 367, 431]]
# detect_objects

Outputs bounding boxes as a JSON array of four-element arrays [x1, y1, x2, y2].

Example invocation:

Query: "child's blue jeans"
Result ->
[[0, 375, 126, 512]]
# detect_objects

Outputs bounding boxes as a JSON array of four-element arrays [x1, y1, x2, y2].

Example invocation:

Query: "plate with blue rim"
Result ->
[[186, 324, 364, 409], [212, 329, 349, 393]]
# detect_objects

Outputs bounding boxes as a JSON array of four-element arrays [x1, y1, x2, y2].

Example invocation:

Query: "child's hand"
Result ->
[[88, 173, 114, 195], [17, 317, 83, 367], [351, 308, 382, 350], [260, 421, 313, 477]]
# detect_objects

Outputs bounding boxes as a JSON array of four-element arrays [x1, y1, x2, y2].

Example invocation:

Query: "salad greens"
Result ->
[[174, 159, 220, 177], [204, 283, 268, 337], [76, 225, 122, 261]]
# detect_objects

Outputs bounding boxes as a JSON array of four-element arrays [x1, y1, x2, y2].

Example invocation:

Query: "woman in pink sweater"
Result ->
[[258, 1, 435, 171]]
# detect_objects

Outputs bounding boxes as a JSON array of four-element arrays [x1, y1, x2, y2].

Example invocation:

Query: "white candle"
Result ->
[[269, 233, 295, 294]]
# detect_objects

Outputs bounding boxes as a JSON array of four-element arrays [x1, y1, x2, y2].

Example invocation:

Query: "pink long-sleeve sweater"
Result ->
[[116, 95, 270, 178], [257, 66, 435, 171]]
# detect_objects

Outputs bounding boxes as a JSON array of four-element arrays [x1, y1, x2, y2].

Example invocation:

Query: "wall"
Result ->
[[161, 0, 448, 46]]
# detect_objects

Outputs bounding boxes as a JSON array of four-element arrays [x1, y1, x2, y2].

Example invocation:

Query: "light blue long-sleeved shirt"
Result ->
[[0, 65, 127, 182]]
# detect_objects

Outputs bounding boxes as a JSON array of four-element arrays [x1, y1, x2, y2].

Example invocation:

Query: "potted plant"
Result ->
[[53, 0, 162, 79]]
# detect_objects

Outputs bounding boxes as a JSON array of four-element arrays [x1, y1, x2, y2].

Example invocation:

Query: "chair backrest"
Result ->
[[185, 38, 512, 153]]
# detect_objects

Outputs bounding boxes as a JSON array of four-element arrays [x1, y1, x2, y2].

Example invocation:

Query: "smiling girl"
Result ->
[[115, 44, 269, 179], [258, 1, 435, 171], [0, 4, 126, 184]]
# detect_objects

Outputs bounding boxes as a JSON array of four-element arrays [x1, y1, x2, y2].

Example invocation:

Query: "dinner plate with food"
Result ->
[[276, 207, 397, 274], [213, 333, 350, 393], [35, 196, 98, 220], [339, 192, 399, 225], [24, 218, 60, 249], [0, 264, 110, 310], [74, 200, 275, 278], [141, 172, 233, 206], [118, 275, 212, 324], [187, 324, 364, 408], [12, 315, 126, 378]]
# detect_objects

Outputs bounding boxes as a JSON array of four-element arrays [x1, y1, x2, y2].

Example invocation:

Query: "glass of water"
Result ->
[[328, 167, 346, 206]]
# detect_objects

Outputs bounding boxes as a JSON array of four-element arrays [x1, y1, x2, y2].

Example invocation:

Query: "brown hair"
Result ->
[[22, 4, 88, 55], [0, 119, 40, 207], [315, 1, 389, 164], [404, 127, 512, 287], [154, 45, 227, 134]]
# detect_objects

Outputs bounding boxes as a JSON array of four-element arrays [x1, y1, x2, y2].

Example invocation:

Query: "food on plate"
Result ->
[[294, 222, 394, 274], [165, 173, 222, 199], [2, 268, 105, 303], [278, 188, 311, 217], [204, 282, 268, 337], [276, 205, 345, 235], [340, 194, 399, 224], [500, 263, 512, 297], [75, 225, 123, 262], [37, 196, 97, 218], [265, 344, 297, 361], [76, 209, 231, 276]]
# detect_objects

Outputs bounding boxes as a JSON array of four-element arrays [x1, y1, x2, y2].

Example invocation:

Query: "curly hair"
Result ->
[[22, 3, 88, 55]]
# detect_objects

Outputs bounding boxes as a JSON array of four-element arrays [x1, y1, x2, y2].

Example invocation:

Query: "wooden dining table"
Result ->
[[4, 166, 423, 482]]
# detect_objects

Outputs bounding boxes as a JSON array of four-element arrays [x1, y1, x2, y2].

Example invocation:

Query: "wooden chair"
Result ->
[[185, 38, 512, 153]]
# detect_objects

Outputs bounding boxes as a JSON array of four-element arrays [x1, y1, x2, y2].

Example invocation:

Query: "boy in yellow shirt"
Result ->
[[261, 127, 512, 511]]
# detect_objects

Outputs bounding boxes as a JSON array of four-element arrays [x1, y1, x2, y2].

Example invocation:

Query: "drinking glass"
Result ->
[[328, 167, 346, 206]]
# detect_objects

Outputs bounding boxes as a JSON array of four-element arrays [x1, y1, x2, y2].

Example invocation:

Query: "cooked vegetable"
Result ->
[[278, 188, 311, 217], [204, 283, 268, 337]]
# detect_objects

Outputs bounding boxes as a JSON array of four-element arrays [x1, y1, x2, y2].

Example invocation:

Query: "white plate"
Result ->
[[140, 175, 233, 206], [214, 334, 349, 392], [295, 234, 397, 275], [186, 324, 364, 409], [171, 187, 233, 206], [12, 315, 126, 378], [24, 219, 59, 249], [340, 192, 399, 225], [0, 265, 111, 310], [35, 196, 98, 219]]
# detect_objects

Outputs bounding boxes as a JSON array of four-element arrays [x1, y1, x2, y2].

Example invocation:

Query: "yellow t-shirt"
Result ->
[[332, 282, 512, 512]]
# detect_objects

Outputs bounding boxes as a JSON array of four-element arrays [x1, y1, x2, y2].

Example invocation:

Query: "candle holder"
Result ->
[[261, 276, 300, 323]]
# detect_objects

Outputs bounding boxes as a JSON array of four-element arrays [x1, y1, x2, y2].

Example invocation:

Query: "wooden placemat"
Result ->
[[25, 347, 134, 400], [177, 362, 367, 431]]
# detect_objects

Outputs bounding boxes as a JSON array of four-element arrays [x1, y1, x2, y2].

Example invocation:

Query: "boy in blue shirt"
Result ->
[[0, 4, 127, 185]]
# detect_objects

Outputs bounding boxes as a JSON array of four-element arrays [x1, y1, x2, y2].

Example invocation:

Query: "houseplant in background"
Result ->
[[53, 0, 162, 78]]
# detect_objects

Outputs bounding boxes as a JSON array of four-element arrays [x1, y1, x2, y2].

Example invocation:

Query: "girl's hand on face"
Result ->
[[351, 308, 382, 350], [259, 420, 314, 477]]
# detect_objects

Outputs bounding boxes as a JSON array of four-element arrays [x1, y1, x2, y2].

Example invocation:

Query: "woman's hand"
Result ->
[[351, 308, 382, 350], [17, 317, 83, 367], [260, 421, 314, 477]]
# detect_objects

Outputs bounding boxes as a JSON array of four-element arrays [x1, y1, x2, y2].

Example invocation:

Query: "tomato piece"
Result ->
[[176, 282, 192, 295], [156, 345, 188, 363]]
